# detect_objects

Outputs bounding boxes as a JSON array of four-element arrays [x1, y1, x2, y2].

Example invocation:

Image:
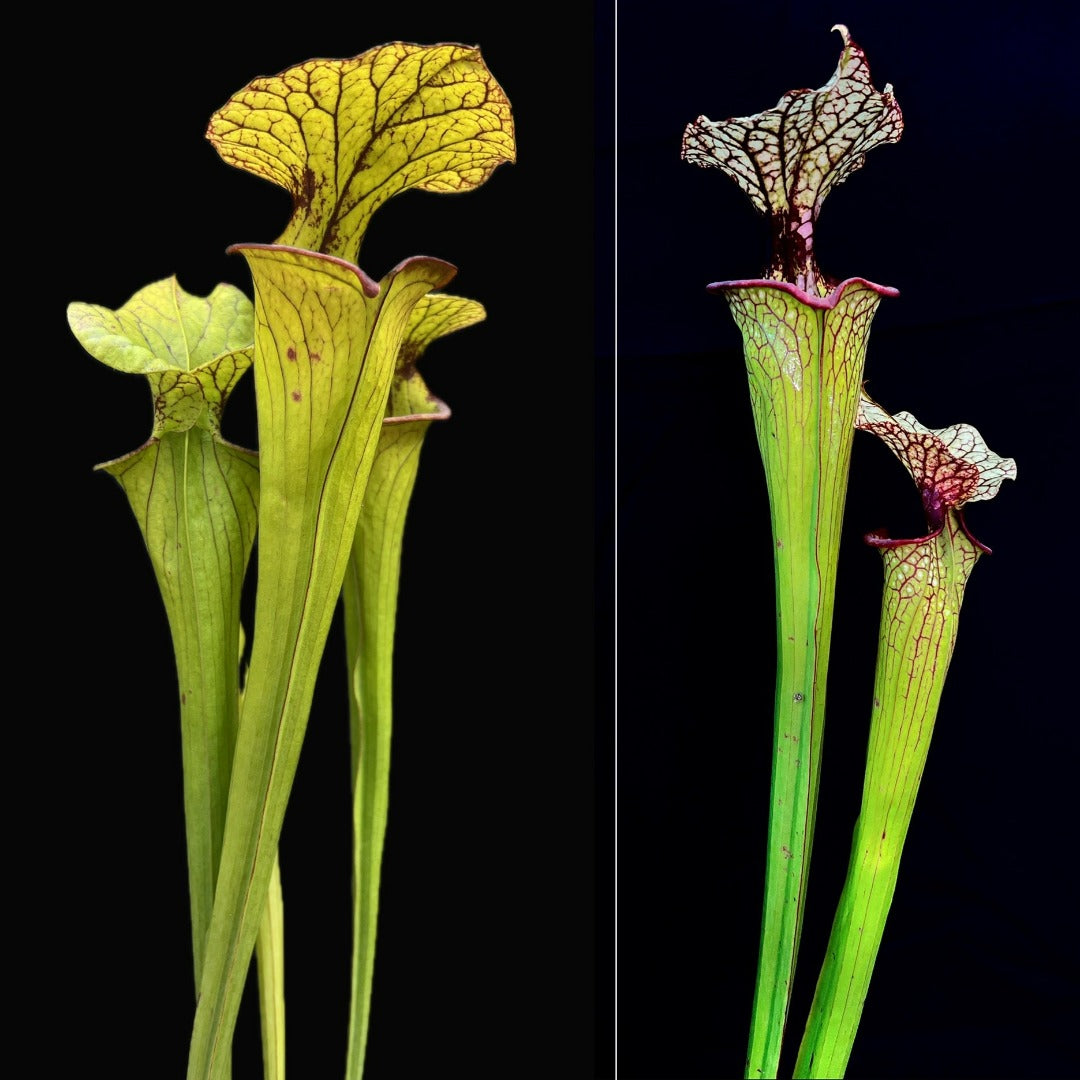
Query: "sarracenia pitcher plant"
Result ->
[[682, 25, 903, 1077], [339, 290, 486, 1077], [683, 23, 1015, 1077], [792, 394, 1016, 1077], [68, 41, 515, 1080]]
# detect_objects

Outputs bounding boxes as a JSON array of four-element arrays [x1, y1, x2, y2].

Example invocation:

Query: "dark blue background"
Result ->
[[612, 4, 1078, 1078]]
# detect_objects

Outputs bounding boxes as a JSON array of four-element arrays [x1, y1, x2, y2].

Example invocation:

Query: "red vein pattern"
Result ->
[[682, 25, 902, 294], [857, 392, 1018, 547]]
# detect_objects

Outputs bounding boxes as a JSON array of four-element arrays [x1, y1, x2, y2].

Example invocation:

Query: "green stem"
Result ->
[[720, 279, 892, 1078], [747, 483, 834, 1078], [256, 857, 287, 1080], [339, 289, 477, 1077], [341, 435, 414, 1079], [104, 426, 259, 1080], [186, 247, 453, 1080], [793, 512, 980, 1077]]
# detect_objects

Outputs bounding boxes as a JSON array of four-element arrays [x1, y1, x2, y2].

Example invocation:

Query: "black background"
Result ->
[[614, 3, 1078, 1080], [26, 9, 601, 1080]]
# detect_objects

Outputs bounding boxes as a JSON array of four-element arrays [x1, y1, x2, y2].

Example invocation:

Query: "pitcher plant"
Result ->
[[68, 41, 515, 1080]]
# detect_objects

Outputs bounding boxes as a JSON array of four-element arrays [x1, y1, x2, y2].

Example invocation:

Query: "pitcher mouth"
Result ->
[[706, 276, 899, 309]]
